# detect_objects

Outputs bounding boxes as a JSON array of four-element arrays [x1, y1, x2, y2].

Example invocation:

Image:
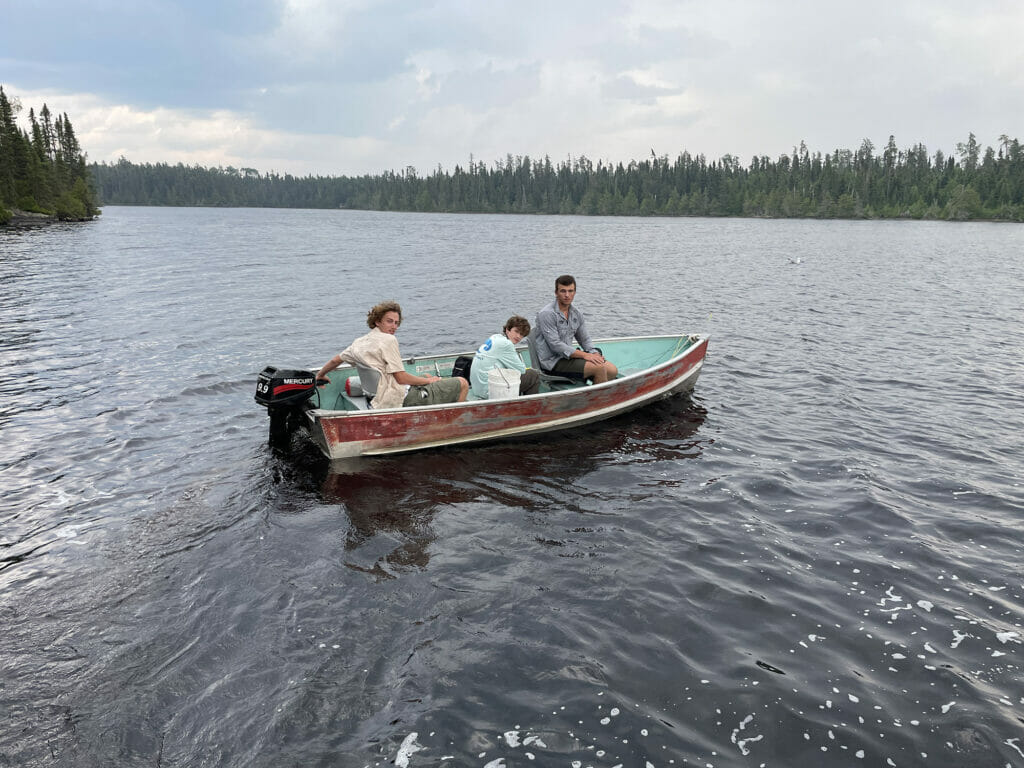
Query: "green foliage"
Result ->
[[55, 189, 87, 220], [944, 185, 984, 221], [0, 85, 99, 222], [16, 195, 48, 213], [88, 134, 1024, 222]]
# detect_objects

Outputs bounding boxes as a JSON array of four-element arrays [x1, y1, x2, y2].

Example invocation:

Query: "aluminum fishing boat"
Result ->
[[255, 333, 708, 458]]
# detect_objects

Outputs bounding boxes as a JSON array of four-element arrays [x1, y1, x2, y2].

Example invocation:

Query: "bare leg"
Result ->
[[583, 360, 618, 383]]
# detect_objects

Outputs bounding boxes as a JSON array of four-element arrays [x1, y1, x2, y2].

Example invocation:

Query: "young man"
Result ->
[[316, 301, 468, 409], [469, 315, 541, 399], [534, 275, 618, 383]]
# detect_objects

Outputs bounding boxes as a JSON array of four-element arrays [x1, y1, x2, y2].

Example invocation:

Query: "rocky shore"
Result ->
[[1, 208, 98, 227]]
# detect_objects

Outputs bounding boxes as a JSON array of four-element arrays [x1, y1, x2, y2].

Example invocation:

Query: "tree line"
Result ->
[[90, 133, 1023, 222], [0, 86, 100, 224]]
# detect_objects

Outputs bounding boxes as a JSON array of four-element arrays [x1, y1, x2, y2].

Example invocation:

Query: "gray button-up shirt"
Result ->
[[534, 299, 596, 371]]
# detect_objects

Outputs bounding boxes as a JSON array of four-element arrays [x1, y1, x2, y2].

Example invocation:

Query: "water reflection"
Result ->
[[322, 454, 452, 577], [272, 396, 708, 576]]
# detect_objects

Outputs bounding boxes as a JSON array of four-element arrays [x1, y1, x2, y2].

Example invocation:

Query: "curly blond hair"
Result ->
[[366, 300, 402, 329]]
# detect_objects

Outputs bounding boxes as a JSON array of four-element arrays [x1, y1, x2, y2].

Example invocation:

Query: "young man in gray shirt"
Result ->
[[534, 274, 618, 384]]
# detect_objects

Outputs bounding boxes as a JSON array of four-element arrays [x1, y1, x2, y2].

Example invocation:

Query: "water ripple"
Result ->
[[2, 210, 1024, 766]]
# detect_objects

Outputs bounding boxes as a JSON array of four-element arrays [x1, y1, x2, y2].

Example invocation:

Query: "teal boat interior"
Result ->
[[309, 334, 701, 413]]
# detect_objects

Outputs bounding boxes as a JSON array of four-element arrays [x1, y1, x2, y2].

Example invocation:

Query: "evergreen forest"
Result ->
[[91, 133, 1024, 222], [0, 87, 100, 225]]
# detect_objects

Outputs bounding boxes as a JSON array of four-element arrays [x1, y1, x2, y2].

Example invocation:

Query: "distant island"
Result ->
[[0, 87, 100, 225], [90, 134, 1023, 222]]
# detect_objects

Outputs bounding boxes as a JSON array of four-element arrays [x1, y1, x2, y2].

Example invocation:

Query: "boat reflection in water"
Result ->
[[297, 395, 709, 576]]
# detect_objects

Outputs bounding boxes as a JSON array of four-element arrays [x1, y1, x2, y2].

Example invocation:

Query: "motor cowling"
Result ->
[[255, 366, 318, 445], [255, 366, 318, 408]]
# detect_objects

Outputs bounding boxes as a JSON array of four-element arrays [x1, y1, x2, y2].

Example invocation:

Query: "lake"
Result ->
[[2, 207, 1023, 767]]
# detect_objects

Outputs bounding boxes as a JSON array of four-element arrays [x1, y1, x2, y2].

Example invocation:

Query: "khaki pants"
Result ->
[[403, 377, 463, 406], [519, 368, 541, 395]]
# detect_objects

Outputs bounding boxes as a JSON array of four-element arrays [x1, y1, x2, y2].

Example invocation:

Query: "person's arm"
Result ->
[[570, 312, 607, 363], [318, 337, 362, 382], [379, 335, 441, 386], [496, 337, 527, 373], [573, 311, 597, 354], [568, 347, 606, 363], [316, 353, 343, 383], [392, 370, 442, 386]]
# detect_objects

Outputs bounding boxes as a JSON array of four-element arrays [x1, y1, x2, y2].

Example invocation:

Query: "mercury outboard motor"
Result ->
[[255, 366, 319, 445]]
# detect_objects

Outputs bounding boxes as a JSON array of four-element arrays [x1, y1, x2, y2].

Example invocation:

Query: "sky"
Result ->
[[3, 0, 1022, 177]]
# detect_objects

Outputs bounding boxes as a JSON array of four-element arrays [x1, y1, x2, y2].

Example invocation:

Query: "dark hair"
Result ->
[[366, 300, 402, 329], [555, 274, 576, 289], [503, 315, 531, 336]]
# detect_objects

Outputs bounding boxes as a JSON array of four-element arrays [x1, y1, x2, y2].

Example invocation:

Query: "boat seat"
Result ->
[[525, 328, 576, 387], [352, 364, 382, 406]]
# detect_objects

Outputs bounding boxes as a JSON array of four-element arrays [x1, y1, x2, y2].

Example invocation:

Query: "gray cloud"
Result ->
[[601, 75, 684, 103], [5, 0, 1020, 175]]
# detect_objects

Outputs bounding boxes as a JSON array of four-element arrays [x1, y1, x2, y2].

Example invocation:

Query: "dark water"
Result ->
[[2, 207, 1023, 767]]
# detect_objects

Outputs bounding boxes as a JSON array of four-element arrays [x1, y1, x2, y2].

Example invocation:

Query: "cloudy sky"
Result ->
[[4, 0, 1022, 176]]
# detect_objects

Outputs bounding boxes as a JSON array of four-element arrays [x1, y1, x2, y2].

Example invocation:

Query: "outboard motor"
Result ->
[[255, 366, 318, 445]]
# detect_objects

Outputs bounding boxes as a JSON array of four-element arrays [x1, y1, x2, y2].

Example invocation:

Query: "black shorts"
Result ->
[[545, 357, 587, 380]]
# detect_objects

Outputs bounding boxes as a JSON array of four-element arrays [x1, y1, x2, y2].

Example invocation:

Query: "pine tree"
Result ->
[[0, 88, 98, 221]]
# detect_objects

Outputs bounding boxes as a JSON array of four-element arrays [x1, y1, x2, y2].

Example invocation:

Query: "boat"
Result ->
[[255, 333, 708, 459]]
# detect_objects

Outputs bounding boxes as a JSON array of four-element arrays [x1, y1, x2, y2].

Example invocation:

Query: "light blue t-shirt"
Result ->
[[470, 332, 527, 398]]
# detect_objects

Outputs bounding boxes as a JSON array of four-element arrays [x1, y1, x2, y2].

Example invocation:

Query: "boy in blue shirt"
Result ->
[[470, 316, 541, 398]]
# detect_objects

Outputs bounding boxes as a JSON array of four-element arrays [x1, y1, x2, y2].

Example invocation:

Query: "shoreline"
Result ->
[[0, 208, 98, 227], [4, 203, 1018, 225]]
